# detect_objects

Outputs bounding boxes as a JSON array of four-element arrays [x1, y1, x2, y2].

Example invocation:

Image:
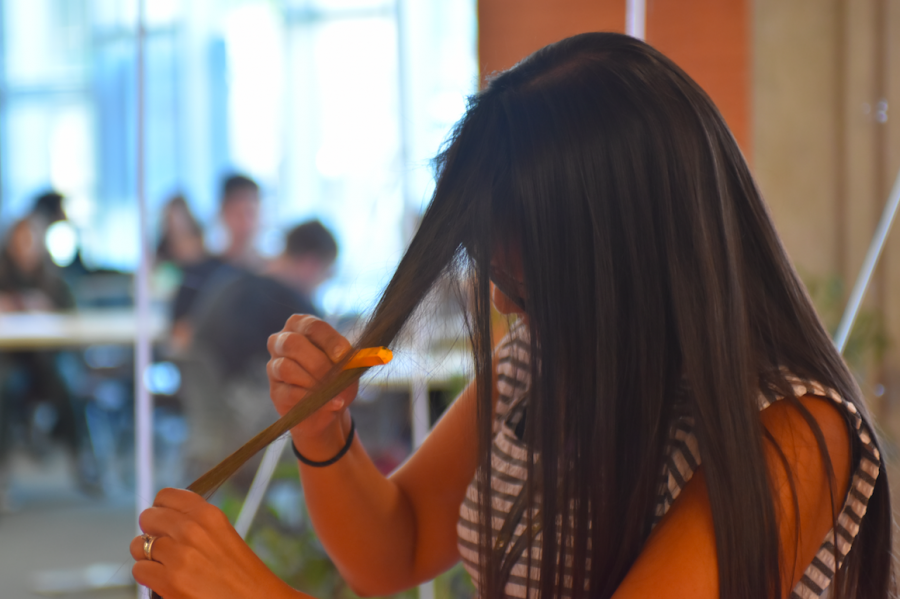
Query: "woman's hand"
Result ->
[[130, 488, 302, 599], [267, 314, 357, 459]]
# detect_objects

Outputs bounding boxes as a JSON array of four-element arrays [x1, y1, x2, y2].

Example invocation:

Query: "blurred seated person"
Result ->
[[29, 191, 88, 282], [0, 217, 74, 312], [168, 175, 262, 351], [157, 195, 218, 351], [31, 191, 66, 229], [0, 216, 93, 504], [181, 220, 337, 472], [156, 195, 206, 269], [155, 195, 205, 303]]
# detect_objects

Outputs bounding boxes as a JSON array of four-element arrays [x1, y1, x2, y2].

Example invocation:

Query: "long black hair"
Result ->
[[417, 32, 893, 599], [190, 32, 893, 599]]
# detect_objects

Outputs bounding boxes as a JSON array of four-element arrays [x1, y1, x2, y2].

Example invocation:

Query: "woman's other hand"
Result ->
[[130, 488, 303, 599], [267, 314, 357, 460]]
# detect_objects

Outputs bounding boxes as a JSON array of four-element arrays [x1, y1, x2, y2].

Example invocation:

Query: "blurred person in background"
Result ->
[[156, 195, 206, 269], [218, 174, 263, 271], [193, 219, 337, 372], [31, 191, 67, 228], [29, 191, 88, 282], [167, 175, 263, 352], [157, 195, 217, 351], [181, 220, 337, 478], [0, 211, 94, 509], [0, 217, 74, 312]]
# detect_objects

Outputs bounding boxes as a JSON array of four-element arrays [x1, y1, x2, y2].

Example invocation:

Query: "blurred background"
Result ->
[[0, 0, 898, 598]]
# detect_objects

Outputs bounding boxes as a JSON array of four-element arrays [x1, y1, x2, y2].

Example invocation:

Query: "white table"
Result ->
[[0, 309, 167, 350]]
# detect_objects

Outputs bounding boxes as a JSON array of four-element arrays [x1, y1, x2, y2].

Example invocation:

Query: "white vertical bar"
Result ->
[[626, 0, 646, 41], [134, 1, 153, 597], [234, 435, 290, 539], [410, 376, 434, 599], [394, 0, 434, 589], [0, 0, 6, 215], [834, 168, 900, 353], [411, 377, 430, 449], [394, 0, 416, 243]]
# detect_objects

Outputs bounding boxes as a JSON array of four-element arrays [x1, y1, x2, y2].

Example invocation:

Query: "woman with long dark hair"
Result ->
[[131, 33, 893, 599]]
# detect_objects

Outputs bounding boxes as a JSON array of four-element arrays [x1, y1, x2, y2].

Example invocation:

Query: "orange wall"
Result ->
[[478, 0, 625, 78], [646, 1, 751, 155], [478, 0, 751, 153]]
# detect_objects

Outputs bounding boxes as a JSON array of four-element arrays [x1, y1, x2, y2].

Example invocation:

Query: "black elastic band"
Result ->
[[292, 417, 355, 467]]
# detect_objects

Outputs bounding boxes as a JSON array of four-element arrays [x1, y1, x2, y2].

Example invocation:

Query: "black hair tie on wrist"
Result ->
[[292, 417, 356, 467]]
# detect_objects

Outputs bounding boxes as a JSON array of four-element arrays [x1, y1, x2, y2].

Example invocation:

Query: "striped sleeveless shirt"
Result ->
[[456, 324, 882, 599]]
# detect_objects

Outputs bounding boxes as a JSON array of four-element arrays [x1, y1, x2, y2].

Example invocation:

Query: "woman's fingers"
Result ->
[[266, 316, 355, 398], [140, 506, 200, 544], [270, 381, 345, 409], [139, 489, 224, 547], [153, 487, 204, 511], [130, 535, 177, 565], [131, 489, 298, 599], [132, 560, 169, 596], [281, 313, 316, 335], [266, 315, 358, 425], [270, 331, 334, 375], [295, 317, 353, 361], [269, 380, 348, 416], [267, 357, 317, 388], [129, 535, 145, 561], [266, 359, 333, 406], [272, 315, 352, 361]]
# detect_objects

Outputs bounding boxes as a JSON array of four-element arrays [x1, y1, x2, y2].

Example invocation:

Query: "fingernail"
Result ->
[[275, 333, 288, 354], [332, 345, 343, 359], [331, 398, 344, 409]]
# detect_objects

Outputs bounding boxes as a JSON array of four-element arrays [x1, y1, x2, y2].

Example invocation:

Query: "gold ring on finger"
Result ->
[[142, 534, 158, 561]]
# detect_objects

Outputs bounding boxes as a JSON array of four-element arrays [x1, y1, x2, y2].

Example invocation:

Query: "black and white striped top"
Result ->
[[456, 324, 882, 599]]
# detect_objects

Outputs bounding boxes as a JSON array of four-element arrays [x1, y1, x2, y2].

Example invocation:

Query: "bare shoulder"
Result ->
[[759, 393, 852, 494], [760, 393, 853, 592], [612, 393, 854, 599]]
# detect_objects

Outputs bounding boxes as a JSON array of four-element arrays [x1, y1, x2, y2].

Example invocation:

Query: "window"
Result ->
[[0, 0, 477, 314]]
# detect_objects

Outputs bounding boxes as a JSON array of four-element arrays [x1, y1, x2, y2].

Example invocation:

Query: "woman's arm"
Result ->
[[612, 395, 852, 599], [130, 314, 487, 599], [268, 315, 487, 596], [295, 380, 480, 596]]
